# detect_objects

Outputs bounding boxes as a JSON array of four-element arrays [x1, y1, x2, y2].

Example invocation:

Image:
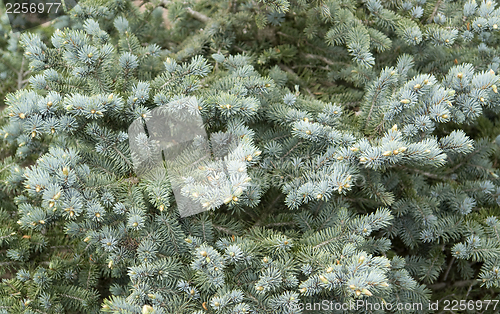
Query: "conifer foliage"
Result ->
[[1, 0, 500, 313]]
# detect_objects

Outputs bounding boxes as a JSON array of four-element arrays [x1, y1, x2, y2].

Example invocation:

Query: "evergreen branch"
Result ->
[[112, 145, 134, 169], [363, 76, 389, 131], [252, 194, 283, 227], [277, 64, 314, 96], [159, 0, 211, 22], [301, 53, 335, 66], [212, 223, 237, 235], [280, 140, 303, 161], [427, 0, 443, 24], [17, 56, 25, 91], [312, 234, 342, 249], [430, 279, 477, 290], [395, 165, 444, 180], [186, 7, 211, 23], [3, 0, 500, 311], [60, 293, 86, 303], [442, 256, 455, 282], [446, 148, 484, 173], [262, 221, 295, 227], [422, 253, 441, 283]]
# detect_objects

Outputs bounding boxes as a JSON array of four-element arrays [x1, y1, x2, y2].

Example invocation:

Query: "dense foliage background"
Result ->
[[1, 0, 500, 313]]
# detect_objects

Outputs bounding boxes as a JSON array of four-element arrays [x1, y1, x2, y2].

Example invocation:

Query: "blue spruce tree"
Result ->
[[1, 0, 500, 313]]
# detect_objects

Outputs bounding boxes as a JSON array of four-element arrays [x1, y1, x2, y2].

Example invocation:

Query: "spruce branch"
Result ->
[[427, 0, 444, 24], [186, 7, 211, 23]]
